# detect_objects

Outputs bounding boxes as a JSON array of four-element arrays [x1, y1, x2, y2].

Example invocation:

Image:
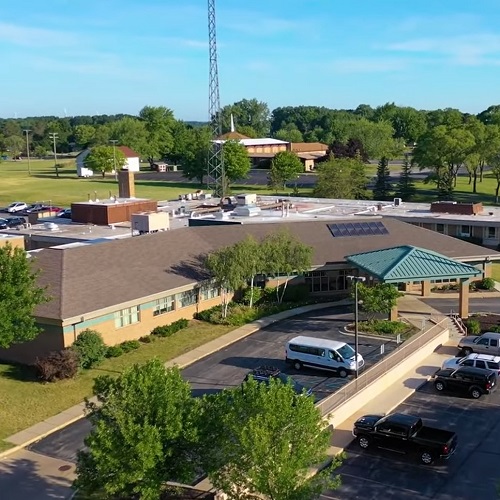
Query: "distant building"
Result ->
[[76, 146, 140, 177]]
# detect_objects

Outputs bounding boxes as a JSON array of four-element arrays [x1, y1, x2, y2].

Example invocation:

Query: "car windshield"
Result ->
[[337, 343, 355, 360]]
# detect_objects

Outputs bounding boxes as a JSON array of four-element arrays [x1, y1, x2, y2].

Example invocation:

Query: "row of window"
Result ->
[[114, 287, 221, 329], [304, 269, 357, 293], [428, 223, 497, 239]]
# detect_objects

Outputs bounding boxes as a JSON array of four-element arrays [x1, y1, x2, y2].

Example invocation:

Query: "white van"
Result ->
[[285, 336, 364, 378]]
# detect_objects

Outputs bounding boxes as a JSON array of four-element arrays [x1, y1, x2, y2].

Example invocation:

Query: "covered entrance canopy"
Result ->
[[345, 245, 481, 319]]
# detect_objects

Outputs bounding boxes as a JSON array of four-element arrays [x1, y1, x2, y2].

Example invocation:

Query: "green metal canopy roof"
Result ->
[[345, 245, 481, 283]]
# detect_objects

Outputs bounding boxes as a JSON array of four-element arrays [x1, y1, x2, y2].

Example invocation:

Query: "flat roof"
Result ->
[[288, 336, 346, 350], [72, 197, 152, 207]]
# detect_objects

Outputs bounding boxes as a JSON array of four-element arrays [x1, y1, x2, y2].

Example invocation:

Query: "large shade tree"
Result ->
[[74, 360, 200, 500], [0, 244, 48, 348], [85, 145, 126, 178]]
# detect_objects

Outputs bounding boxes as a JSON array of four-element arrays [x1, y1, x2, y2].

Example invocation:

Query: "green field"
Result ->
[[0, 159, 289, 207]]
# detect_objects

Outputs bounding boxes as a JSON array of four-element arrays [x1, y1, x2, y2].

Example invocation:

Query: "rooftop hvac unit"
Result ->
[[393, 197, 402, 207], [131, 212, 169, 234]]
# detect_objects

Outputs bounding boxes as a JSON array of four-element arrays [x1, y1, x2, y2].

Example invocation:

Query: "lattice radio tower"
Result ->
[[207, 0, 225, 198]]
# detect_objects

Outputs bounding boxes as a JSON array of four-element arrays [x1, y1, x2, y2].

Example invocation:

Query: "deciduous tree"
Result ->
[[0, 244, 48, 349], [314, 156, 368, 200], [74, 360, 200, 500], [4, 135, 24, 157], [222, 140, 251, 186], [221, 98, 270, 137], [85, 145, 126, 177], [199, 377, 341, 500], [268, 151, 303, 192], [355, 283, 403, 321], [179, 126, 212, 184]]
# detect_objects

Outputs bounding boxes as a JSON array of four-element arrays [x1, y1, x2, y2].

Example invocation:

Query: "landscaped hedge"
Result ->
[[358, 319, 414, 338], [150, 318, 189, 338]]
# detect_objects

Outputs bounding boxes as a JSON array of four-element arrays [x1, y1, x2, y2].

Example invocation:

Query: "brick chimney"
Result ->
[[118, 171, 135, 199]]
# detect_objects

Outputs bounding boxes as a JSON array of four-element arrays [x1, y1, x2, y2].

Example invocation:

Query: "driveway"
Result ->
[[28, 306, 397, 463], [321, 379, 500, 500]]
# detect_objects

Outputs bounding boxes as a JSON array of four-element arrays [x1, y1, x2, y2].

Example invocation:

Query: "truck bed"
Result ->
[[415, 426, 455, 444]]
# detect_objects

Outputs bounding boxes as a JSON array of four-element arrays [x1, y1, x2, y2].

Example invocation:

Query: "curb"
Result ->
[[0, 301, 347, 461], [339, 327, 395, 342]]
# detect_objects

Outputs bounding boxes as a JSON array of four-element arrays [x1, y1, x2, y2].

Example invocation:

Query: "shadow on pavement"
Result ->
[[218, 356, 286, 369], [0, 456, 73, 500]]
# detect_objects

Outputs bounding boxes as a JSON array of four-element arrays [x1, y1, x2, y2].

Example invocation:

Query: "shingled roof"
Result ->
[[33, 218, 495, 321]]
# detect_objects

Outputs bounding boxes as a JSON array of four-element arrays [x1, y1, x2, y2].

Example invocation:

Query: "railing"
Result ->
[[315, 318, 448, 417], [448, 311, 468, 336]]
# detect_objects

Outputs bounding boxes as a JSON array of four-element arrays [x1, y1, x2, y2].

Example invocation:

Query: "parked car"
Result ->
[[6, 202, 28, 213], [56, 208, 72, 219], [458, 332, 500, 356], [21, 204, 62, 215], [442, 353, 500, 376], [0, 216, 26, 228], [433, 366, 497, 399], [352, 412, 457, 465], [243, 366, 313, 397], [285, 335, 364, 378]]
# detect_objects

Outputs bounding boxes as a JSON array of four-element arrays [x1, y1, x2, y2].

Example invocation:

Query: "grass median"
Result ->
[[0, 320, 234, 450]]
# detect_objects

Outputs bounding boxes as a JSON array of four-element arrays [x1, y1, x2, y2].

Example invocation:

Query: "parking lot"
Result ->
[[182, 307, 398, 400], [28, 307, 397, 462], [322, 379, 500, 500]]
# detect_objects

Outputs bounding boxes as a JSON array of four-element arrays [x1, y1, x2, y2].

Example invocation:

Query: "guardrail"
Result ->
[[316, 317, 448, 416], [448, 312, 468, 336]]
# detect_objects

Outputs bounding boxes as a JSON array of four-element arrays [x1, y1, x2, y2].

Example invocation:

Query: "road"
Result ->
[[28, 306, 397, 463], [321, 379, 500, 500]]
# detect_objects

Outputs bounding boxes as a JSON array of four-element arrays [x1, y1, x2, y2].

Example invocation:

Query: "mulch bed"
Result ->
[[471, 313, 500, 332]]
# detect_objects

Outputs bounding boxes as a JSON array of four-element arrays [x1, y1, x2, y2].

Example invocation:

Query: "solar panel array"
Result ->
[[328, 221, 389, 237]]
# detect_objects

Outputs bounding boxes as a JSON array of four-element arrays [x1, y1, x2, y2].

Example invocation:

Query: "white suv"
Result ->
[[442, 353, 500, 375]]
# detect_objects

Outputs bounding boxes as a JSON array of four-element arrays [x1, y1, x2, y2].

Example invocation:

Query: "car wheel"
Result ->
[[358, 436, 370, 449], [338, 369, 348, 378], [470, 387, 482, 399], [434, 381, 445, 392], [420, 451, 434, 465], [293, 361, 302, 371], [462, 347, 473, 356]]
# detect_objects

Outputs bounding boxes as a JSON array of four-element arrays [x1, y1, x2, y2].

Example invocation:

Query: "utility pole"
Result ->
[[23, 129, 31, 176], [110, 140, 118, 181], [48, 132, 59, 178], [347, 275, 366, 379]]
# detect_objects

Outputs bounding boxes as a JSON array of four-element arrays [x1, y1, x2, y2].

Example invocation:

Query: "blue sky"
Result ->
[[1, 0, 500, 120]]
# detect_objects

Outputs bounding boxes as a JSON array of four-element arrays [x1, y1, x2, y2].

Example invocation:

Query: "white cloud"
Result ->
[[0, 22, 78, 47], [386, 34, 500, 66]]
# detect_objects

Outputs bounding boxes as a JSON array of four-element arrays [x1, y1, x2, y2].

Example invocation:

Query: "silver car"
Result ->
[[442, 353, 500, 376], [7, 201, 28, 213], [458, 333, 500, 356]]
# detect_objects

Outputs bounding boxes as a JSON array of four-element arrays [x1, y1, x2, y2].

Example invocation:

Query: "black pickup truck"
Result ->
[[352, 412, 457, 465]]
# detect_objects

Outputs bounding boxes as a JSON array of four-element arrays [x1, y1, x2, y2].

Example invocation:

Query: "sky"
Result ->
[[1, 0, 500, 120]]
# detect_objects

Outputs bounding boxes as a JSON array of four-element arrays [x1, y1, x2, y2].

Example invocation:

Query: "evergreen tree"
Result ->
[[373, 156, 392, 201], [395, 156, 417, 201]]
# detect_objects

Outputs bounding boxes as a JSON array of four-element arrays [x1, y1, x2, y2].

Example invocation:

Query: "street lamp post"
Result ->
[[23, 129, 31, 176], [48, 132, 59, 178], [347, 275, 366, 379], [110, 140, 118, 181]]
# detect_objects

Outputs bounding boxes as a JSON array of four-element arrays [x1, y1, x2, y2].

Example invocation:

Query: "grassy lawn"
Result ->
[[0, 321, 234, 449], [491, 262, 500, 282], [0, 159, 304, 207]]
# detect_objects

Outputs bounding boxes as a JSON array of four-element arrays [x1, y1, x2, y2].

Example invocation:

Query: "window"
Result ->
[[487, 362, 500, 370], [201, 287, 220, 300], [460, 225, 471, 236], [490, 339, 499, 347], [289, 344, 325, 356], [178, 289, 198, 308], [487, 227, 496, 239], [153, 295, 175, 316], [477, 338, 490, 346], [436, 223, 445, 233], [475, 360, 487, 369], [115, 306, 140, 328]]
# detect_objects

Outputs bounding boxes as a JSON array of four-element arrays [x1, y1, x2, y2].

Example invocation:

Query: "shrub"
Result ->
[[489, 325, 500, 333], [466, 319, 481, 335], [151, 318, 189, 337], [71, 329, 107, 369], [120, 340, 141, 353], [360, 320, 407, 335], [478, 277, 496, 291], [34, 349, 79, 382], [194, 305, 223, 323], [281, 284, 310, 303], [105, 345, 124, 358], [241, 287, 264, 306], [139, 335, 154, 343]]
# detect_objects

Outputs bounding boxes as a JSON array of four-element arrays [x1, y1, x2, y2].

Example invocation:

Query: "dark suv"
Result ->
[[0, 216, 26, 229], [244, 366, 313, 397], [433, 366, 497, 399]]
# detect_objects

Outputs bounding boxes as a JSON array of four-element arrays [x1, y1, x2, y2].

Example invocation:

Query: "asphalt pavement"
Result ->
[[28, 306, 397, 463], [321, 378, 500, 500]]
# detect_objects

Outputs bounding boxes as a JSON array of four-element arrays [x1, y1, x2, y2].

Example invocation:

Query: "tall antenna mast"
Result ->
[[207, 0, 225, 198]]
